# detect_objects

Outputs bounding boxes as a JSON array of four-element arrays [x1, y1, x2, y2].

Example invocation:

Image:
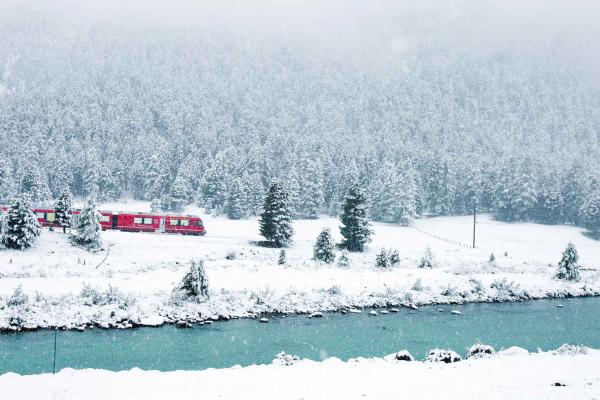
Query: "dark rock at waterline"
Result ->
[[468, 343, 495, 358], [425, 349, 462, 363]]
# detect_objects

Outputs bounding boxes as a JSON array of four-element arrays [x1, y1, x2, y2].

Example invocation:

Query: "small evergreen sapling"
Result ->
[[71, 198, 102, 250], [419, 245, 435, 268], [313, 228, 336, 263], [55, 188, 73, 233], [278, 249, 287, 265], [180, 260, 209, 299], [337, 249, 350, 267], [259, 181, 294, 247], [339, 184, 372, 252], [555, 242, 580, 281], [1, 195, 41, 250], [375, 248, 400, 268]]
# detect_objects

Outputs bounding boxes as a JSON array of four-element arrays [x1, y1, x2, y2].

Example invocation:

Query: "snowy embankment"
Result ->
[[1, 201, 599, 330], [1, 346, 599, 400]]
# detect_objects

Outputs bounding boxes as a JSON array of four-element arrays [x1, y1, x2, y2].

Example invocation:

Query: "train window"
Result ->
[[100, 215, 110, 223], [47, 212, 56, 222], [143, 218, 153, 224], [134, 217, 143, 224], [181, 219, 189, 226], [195, 220, 203, 227], [36, 212, 45, 219], [170, 219, 180, 226]]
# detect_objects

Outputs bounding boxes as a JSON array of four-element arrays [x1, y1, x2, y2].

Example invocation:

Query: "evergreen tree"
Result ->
[[144, 153, 169, 201], [0, 160, 15, 203], [1, 195, 41, 250], [298, 161, 324, 218], [419, 245, 435, 268], [55, 188, 73, 233], [259, 181, 294, 247], [555, 242, 580, 281], [82, 151, 100, 200], [167, 173, 191, 212], [337, 248, 350, 267], [242, 172, 264, 216], [278, 249, 287, 265], [313, 228, 336, 263], [70, 198, 102, 250], [581, 190, 600, 236], [180, 260, 209, 299], [225, 177, 246, 219], [150, 198, 162, 213], [376, 248, 390, 268], [339, 183, 372, 252], [20, 165, 51, 204]]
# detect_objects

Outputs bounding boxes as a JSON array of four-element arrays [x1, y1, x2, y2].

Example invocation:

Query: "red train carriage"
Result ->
[[96, 211, 205, 235], [1, 206, 205, 236]]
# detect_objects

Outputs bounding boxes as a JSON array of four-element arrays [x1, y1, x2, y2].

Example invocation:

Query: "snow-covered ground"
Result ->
[[1, 201, 599, 330], [1, 346, 599, 400]]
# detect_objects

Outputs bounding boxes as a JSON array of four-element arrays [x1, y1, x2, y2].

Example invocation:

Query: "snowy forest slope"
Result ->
[[1, 0, 600, 229]]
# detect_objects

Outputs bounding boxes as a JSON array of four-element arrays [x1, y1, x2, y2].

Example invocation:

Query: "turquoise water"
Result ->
[[1, 297, 599, 375]]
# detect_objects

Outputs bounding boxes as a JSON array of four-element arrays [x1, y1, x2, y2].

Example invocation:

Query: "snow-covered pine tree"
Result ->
[[259, 181, 294, 247], [278, 249, 287, 265], [313, 228, 336, 263], [337, 248, 350, 267], [20, 165, 52, 204], [392, 167, 417, 225], [167, 173, 191, 212], [144, 153, 169, 201], [82, 151, 100, 200], [180, 260, 209, 299], [55, 188, 73, 233], [0, 159, 15, 203], [419, 245, 435, 268], [555, 242, 580, 281], [285, 167, 301, 217], [581, 190, 600, 236], [298, 161, 324, 218], [376, 248, 390, 268], [70, 198, 102, 250], [339, 183, 372, 252], [1, 195, 41, 250], [225, 177, 246, 220], [150, 198, 162, 213]]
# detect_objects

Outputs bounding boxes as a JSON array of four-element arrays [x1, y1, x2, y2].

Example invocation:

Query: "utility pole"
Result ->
[[472, 203, 476, 249]]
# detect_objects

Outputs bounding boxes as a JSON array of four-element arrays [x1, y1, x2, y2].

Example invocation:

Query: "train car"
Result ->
[[2, 206, 206, 236], [98, 211, 206, 236]]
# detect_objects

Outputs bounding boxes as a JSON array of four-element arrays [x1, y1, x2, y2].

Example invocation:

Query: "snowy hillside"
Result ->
[[1, 202, 598, 330], [1, 347, 599, 400]]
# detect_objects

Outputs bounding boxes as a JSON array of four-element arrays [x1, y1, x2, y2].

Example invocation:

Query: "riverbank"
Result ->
[[1, 346, 598, 399], [1, 209, 599, 331]]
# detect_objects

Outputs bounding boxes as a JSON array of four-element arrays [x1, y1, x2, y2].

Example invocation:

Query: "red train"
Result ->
[[1, 207, 206, 236]]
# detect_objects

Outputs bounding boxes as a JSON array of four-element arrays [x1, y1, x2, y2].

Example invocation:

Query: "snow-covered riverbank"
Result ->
[[1, 205, 599, 330], [1, 346, 598, 399]]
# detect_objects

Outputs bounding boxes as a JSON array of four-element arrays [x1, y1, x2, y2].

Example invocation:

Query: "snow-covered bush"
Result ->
[[272, 351, 300, 366], [179, 260, 209, 300], [337, 249, 350, 267], [490, 278, 524, 299], [7, 285, 29, 307], [419, 246, 435, 268], [425, 349, 462, 363], [393, 350, 414, 361], [468, 343, 495, 359], [375, 248, 400, 268], [552, 344, 589, 356], [555, 242, 580, 281], [225, 250, 236, 260], [411, 278, 424, 291], [469, 278, 485, 295], [70, 198, 102, 250], [313, 228, 336, 263], [1, 195, 41, 250], [487, 253, 497, 268]]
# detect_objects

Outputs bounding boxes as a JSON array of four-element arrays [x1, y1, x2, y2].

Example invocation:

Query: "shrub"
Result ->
[[278, 249, 287, 265], [7, 285, 29, 307], [419, 246, 435, 268], [425, 349, 462, 363], [468, 343, 495, 358], [273, 351, 300, 366], [337, 249, 350, 267]]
